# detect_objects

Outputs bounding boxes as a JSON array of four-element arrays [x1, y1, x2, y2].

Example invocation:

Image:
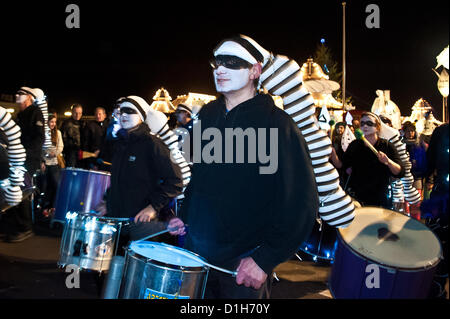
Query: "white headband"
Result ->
[[214, 41, 259, 65]]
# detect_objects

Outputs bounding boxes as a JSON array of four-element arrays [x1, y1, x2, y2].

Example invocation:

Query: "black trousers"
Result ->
[[1, 197, 33, 234], [64, 149, 79, 168], [42, 164, 61, 209]]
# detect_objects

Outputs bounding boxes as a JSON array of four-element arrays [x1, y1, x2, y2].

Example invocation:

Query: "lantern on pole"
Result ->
[[433, 68, 449, 123], [433, 46, 449, 123]]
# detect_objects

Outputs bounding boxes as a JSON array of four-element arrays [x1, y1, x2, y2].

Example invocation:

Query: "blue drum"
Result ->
[[329, 207, 442, 299], [298, 219, 338, 263], [119, 241, 209, 299], [52, 168, 110, 224]]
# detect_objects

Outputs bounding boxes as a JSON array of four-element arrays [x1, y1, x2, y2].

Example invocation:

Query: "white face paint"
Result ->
[[360, 116, 379, 136], [15, 94, 27, 104], [120, 113, 141, 130], [214, 66, 251, 93]]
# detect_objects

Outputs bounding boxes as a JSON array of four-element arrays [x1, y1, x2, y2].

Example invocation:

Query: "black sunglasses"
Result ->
[[119, 107, 138, 115], [210, 55, 253, 70], [360, 120, 376, 127]]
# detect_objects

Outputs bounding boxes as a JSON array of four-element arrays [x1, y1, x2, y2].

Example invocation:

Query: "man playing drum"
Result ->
[[97, 96, 186, 251], [178, 35, 318, 299]]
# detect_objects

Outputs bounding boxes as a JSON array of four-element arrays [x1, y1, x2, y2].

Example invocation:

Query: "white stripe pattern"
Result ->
[[145, 110, 191, 201], [261, 54, 355, 228], [378, 122, 421, 205], [0, 106, 26, 206]]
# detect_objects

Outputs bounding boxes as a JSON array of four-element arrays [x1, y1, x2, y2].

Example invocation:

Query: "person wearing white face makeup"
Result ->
[[341, 112, 405, 208], [95, 96, 185, 255], [178, 36, 317, 299], [2, 87, 45, 242]]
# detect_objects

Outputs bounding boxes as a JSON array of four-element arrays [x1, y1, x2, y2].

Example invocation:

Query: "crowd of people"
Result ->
[[0, 33, 448, 300], [328, 113, 437, 214], [0, 96, 113, 240]]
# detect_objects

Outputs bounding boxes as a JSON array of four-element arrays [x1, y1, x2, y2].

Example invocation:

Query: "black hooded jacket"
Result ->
[[178, 93, 318, 274], [106, 123, 183, 219], [15, 104, 44, 173]]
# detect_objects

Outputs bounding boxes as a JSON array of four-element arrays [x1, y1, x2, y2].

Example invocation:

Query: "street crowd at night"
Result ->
[[0, 1, 448, 309]]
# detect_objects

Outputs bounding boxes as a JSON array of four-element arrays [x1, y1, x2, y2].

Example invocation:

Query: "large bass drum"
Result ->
[[329, 207, 442, 298]]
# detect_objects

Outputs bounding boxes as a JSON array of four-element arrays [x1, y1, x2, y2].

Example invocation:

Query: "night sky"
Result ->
[[0, 0, 448, 120]]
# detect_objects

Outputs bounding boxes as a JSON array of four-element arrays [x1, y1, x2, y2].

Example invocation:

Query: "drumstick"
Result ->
[[97, 158, 112, 166], [162, 244, 238, 277], [133, 226, 238, 277], [96, 224, 186, 251], [133, 225, 185, 242], [80, 151, 98, 159], [355, 129, 378, 156]]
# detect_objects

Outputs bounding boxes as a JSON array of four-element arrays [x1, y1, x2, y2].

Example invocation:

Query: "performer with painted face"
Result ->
[[178, 36, 317, 298], [342, 112, 405, 208], [96, 96, 185, 252], [0, 87, 45, 242]]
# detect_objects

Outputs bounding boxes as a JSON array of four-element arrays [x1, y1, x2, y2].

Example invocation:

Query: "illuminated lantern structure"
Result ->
[[403, 98, 442, 135], [150, 88, 176, 113], [172, 92, 216, 117], [300, 58, 354, 123], [371, 90, 402, 129]]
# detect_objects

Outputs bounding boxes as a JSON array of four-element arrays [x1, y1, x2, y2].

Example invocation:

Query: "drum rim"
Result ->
[[337, 207, 443, 271], [127, 252, 208, 273], [68, 211, 130, 224], [126, 242, 208, 271], [57, 260, 110, 273], [63, 167, 111, 176]]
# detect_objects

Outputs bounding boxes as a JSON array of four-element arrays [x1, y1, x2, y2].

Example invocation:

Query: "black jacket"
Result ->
[[178, 94, 318, 274], [425, 123, 449, 195], [60, 118, 85, 151], [106, 123, 183, 219], [15, 104, 45, 173], [0, 129, 8, 180], [343, 138, 405, 207], [82, 119, 109, 153]]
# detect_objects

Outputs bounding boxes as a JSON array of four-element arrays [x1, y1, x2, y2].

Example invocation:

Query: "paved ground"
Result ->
[[0, 218, 333, 299], [0, 218, 447, 300]]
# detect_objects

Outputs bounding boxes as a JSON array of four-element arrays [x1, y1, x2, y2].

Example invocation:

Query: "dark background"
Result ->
[[0, 0, 448, 119]]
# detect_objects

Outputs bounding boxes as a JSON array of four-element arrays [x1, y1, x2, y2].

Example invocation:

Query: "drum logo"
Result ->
[[144, 288, 189, 300], [365, 264, 380, 289]]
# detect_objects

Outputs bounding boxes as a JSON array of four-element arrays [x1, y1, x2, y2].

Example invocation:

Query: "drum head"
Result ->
[[129, 241, 205, 268], [339, 207, 442, 270]]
